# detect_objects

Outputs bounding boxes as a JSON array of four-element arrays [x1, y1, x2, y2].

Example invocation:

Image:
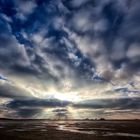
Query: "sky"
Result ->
[[0, 0, 140, 119]]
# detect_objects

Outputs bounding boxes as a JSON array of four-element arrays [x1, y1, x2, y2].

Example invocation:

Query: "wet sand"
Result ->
[[0, 120, 140, 140]]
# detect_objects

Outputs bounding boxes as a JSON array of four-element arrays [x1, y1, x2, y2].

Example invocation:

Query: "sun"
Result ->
[[53, 92, 80, 102]]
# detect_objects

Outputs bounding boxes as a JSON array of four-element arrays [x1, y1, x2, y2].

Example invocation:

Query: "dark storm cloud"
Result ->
[[7, 98, 71, 109], [73, 97, 140, 110], [52, 108, 68, 113], [3, 96, 139, 118], [0, 82, 32, 99], [6, 98, 71, 118], [7, 97, 140, 111], [4, 86, 139, 118]]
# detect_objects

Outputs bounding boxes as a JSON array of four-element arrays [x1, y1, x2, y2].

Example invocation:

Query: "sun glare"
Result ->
[[53, 92, 80, 102], [28, 86, 81, 102]]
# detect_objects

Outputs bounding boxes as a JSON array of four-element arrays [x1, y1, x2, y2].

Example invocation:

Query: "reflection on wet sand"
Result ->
[[57, 124, 140, 138]]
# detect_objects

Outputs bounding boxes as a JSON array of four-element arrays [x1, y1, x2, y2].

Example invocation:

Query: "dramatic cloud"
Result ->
[[0, 0, 140, 119], [0, 81, 33, 99]]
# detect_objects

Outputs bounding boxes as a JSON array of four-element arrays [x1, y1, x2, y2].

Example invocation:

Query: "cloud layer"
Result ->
[[0, 0, 140, 119]]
